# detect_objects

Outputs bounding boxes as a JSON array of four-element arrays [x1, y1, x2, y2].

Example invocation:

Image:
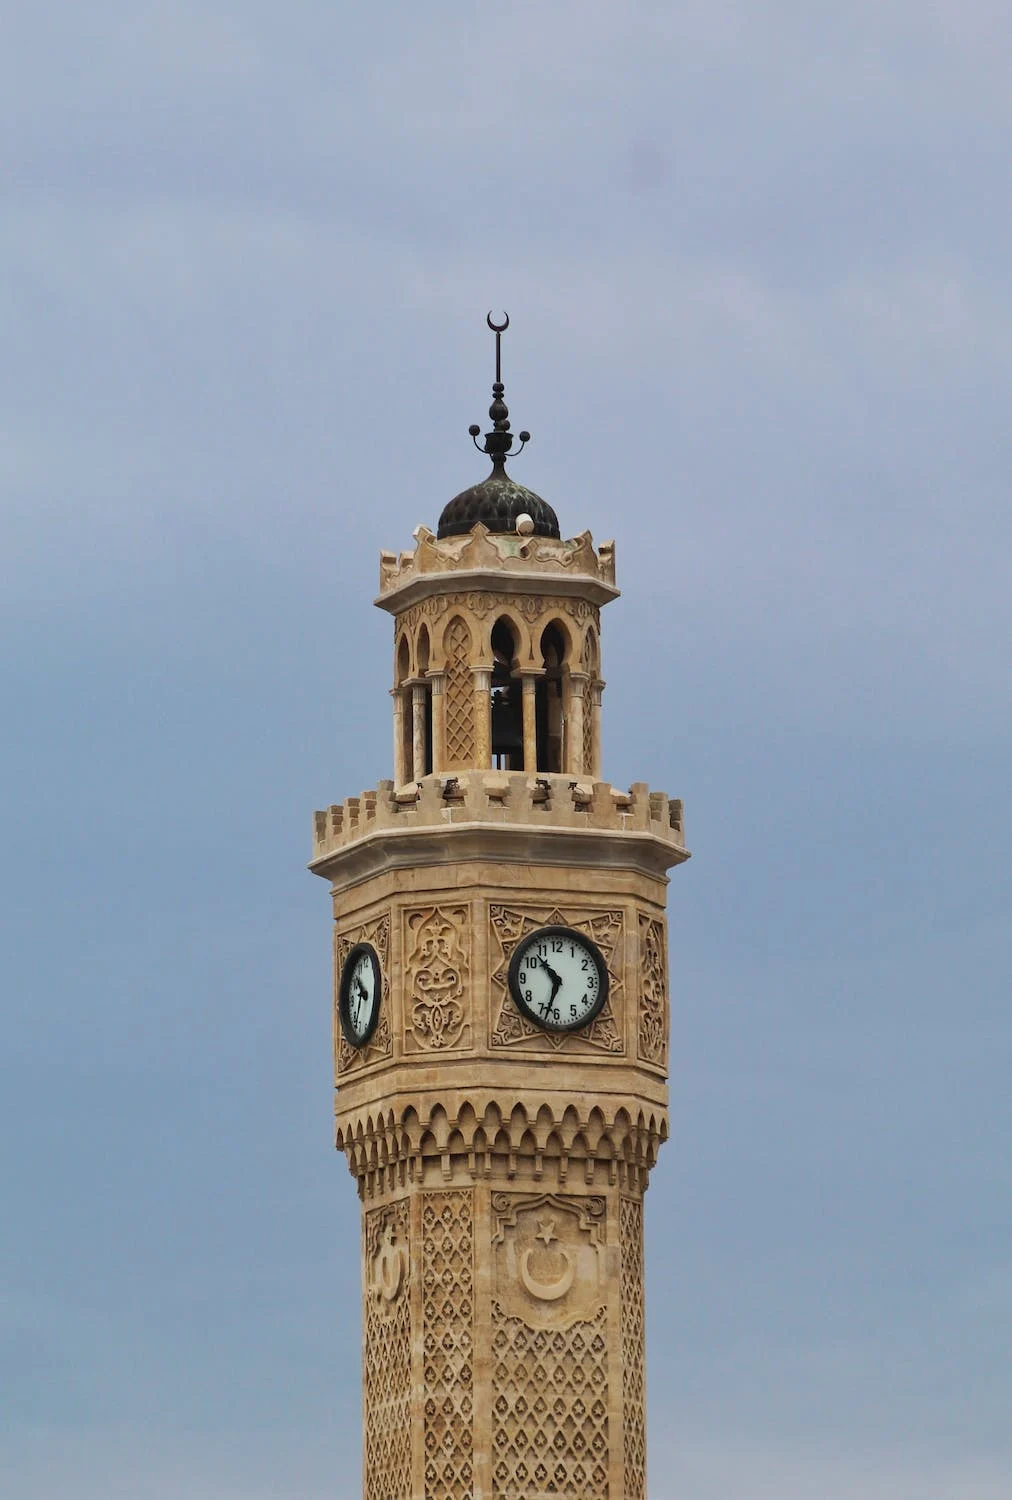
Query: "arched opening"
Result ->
[[416, 626, 433, 776], [536, 622, 567, 772], [395, 633, 412, 783], [490, 617, 524, 770]]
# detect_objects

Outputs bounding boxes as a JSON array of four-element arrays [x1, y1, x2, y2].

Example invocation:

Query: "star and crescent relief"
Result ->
[[492, 1192, 607, 1327]]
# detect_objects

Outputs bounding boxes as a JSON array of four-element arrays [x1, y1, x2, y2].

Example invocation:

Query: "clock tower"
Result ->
[[310, 316, 689, 1500]]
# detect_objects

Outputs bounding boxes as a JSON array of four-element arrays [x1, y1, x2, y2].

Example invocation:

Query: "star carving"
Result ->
[[536, 1217, 557, 1246]]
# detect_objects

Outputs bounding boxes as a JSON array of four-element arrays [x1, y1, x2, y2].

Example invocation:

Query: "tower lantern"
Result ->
[[310, 315, 689, 1500]]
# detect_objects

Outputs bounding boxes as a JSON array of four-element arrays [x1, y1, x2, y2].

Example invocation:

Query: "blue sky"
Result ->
[[2, 3, 1010, 1496]]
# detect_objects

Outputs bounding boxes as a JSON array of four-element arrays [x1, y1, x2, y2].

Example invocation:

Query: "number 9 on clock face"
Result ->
[[506, 925, 609, 1033]]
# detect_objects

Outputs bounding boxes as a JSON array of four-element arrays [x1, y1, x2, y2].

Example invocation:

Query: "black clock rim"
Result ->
[[507, 925, 609, 1033], [338, 942, 382, 1049]]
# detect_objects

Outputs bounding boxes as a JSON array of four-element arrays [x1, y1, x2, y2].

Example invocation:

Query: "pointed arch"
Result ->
[[535, 619, 570, 773], [490, 614, 525, 769]]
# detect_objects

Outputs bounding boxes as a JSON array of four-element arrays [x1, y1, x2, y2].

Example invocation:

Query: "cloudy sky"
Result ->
[[3, 3, 1010, 1496]]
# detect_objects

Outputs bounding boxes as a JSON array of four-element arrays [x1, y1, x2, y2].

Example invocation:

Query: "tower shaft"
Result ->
[[312, 392, 687, 1499]]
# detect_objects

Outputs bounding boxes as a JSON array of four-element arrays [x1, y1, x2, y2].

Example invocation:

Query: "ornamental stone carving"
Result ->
[[404, 904, 472, 1052], [620, 1197, 647, 1499], [363, 1200, 412, 1500], [422, 1191, 474, 1500], [491, 1191, 607, 1329], [489, 904, 624, 1054], [491, 1297, 610, 1497], [637, 913, 668, 1069]]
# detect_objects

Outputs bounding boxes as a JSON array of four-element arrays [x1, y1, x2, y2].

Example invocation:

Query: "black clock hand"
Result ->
[[536, 956, 563, 1015]]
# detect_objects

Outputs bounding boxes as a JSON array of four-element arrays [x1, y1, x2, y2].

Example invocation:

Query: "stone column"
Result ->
[[567, 671, 589, 776], [590, 677, 605, 779], [427, 670, 446, 774], [520, 670, 542, 774], [410, 679, 428, 779], [391, 687, 408, 786], [473, 667, 492, 769]]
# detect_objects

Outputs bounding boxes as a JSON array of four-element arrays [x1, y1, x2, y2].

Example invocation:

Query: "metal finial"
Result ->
[[469, 312, 531, 467]]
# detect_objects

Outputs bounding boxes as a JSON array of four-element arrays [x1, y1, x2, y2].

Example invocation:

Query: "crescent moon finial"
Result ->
[[487, 310, 509, 333]]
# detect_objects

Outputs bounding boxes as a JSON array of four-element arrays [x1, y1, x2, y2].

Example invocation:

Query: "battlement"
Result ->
[[311, 770, 685, 864], [377, 521, 618, 612]]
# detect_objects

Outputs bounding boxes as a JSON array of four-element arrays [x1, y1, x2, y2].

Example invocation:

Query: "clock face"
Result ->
[[507, 926, 609, 1033], [338, 942, 382, 1048]]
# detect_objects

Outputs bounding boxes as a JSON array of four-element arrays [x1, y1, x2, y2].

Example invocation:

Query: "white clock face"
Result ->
[[339, 944, 381, 1047], [508, 926, 608, 1032]]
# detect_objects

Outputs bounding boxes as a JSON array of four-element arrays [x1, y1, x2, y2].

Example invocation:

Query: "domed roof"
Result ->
[[442, 311, 559, 539], [438, 465, 560, 540]]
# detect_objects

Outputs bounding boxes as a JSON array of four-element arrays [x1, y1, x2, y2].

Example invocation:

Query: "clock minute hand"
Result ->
[[537, 956, 563, 1015]]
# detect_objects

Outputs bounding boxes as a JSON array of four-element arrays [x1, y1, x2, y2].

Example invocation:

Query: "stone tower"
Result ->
[[310, 317, 689, 1500]]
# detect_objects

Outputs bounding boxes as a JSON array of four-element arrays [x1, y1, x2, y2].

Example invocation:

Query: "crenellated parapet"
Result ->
[[335, 1092, 668, 1200], [378, 521, 616, 609], [311, 771, 685, 865]]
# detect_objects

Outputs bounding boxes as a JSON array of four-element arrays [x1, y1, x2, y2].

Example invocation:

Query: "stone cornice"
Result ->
[[310, 771, 688, 884]]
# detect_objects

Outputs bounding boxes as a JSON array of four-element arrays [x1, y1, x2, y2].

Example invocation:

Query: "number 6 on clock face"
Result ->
[[506, 925, 609, 1033]]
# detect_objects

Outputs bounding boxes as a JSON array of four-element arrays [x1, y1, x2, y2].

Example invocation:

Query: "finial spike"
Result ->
[[470, 312, 530, 467]]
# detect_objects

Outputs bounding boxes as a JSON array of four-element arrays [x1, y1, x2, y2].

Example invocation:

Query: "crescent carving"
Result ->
[[374, 1232, 407, 1302], [519, 1246, 575, 1302]]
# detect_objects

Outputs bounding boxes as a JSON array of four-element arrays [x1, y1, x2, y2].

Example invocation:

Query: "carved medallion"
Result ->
[[369, 1218, 409, 1306], [489, 904, 623, 1053], [491, 1191, 607, 1329], [403, 904, 472, 1052]]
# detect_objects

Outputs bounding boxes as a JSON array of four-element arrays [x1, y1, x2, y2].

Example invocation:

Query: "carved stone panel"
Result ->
[[490, 1192, 609, 1496], [335, 911, 391, 1077], [364, 1200, 412, 1500], [620, 1197, 647, 1500], [422, 1191, 474, 1500], [637, 913, 668, 1068], [403, 905, 472, 1052], [489, 905, 624, 1054], [491, 1192, 607, 1329], [444, 616, 476, 764]]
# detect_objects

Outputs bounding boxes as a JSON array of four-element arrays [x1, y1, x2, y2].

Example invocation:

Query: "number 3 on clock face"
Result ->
[[506, 925, 609, 1033]]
